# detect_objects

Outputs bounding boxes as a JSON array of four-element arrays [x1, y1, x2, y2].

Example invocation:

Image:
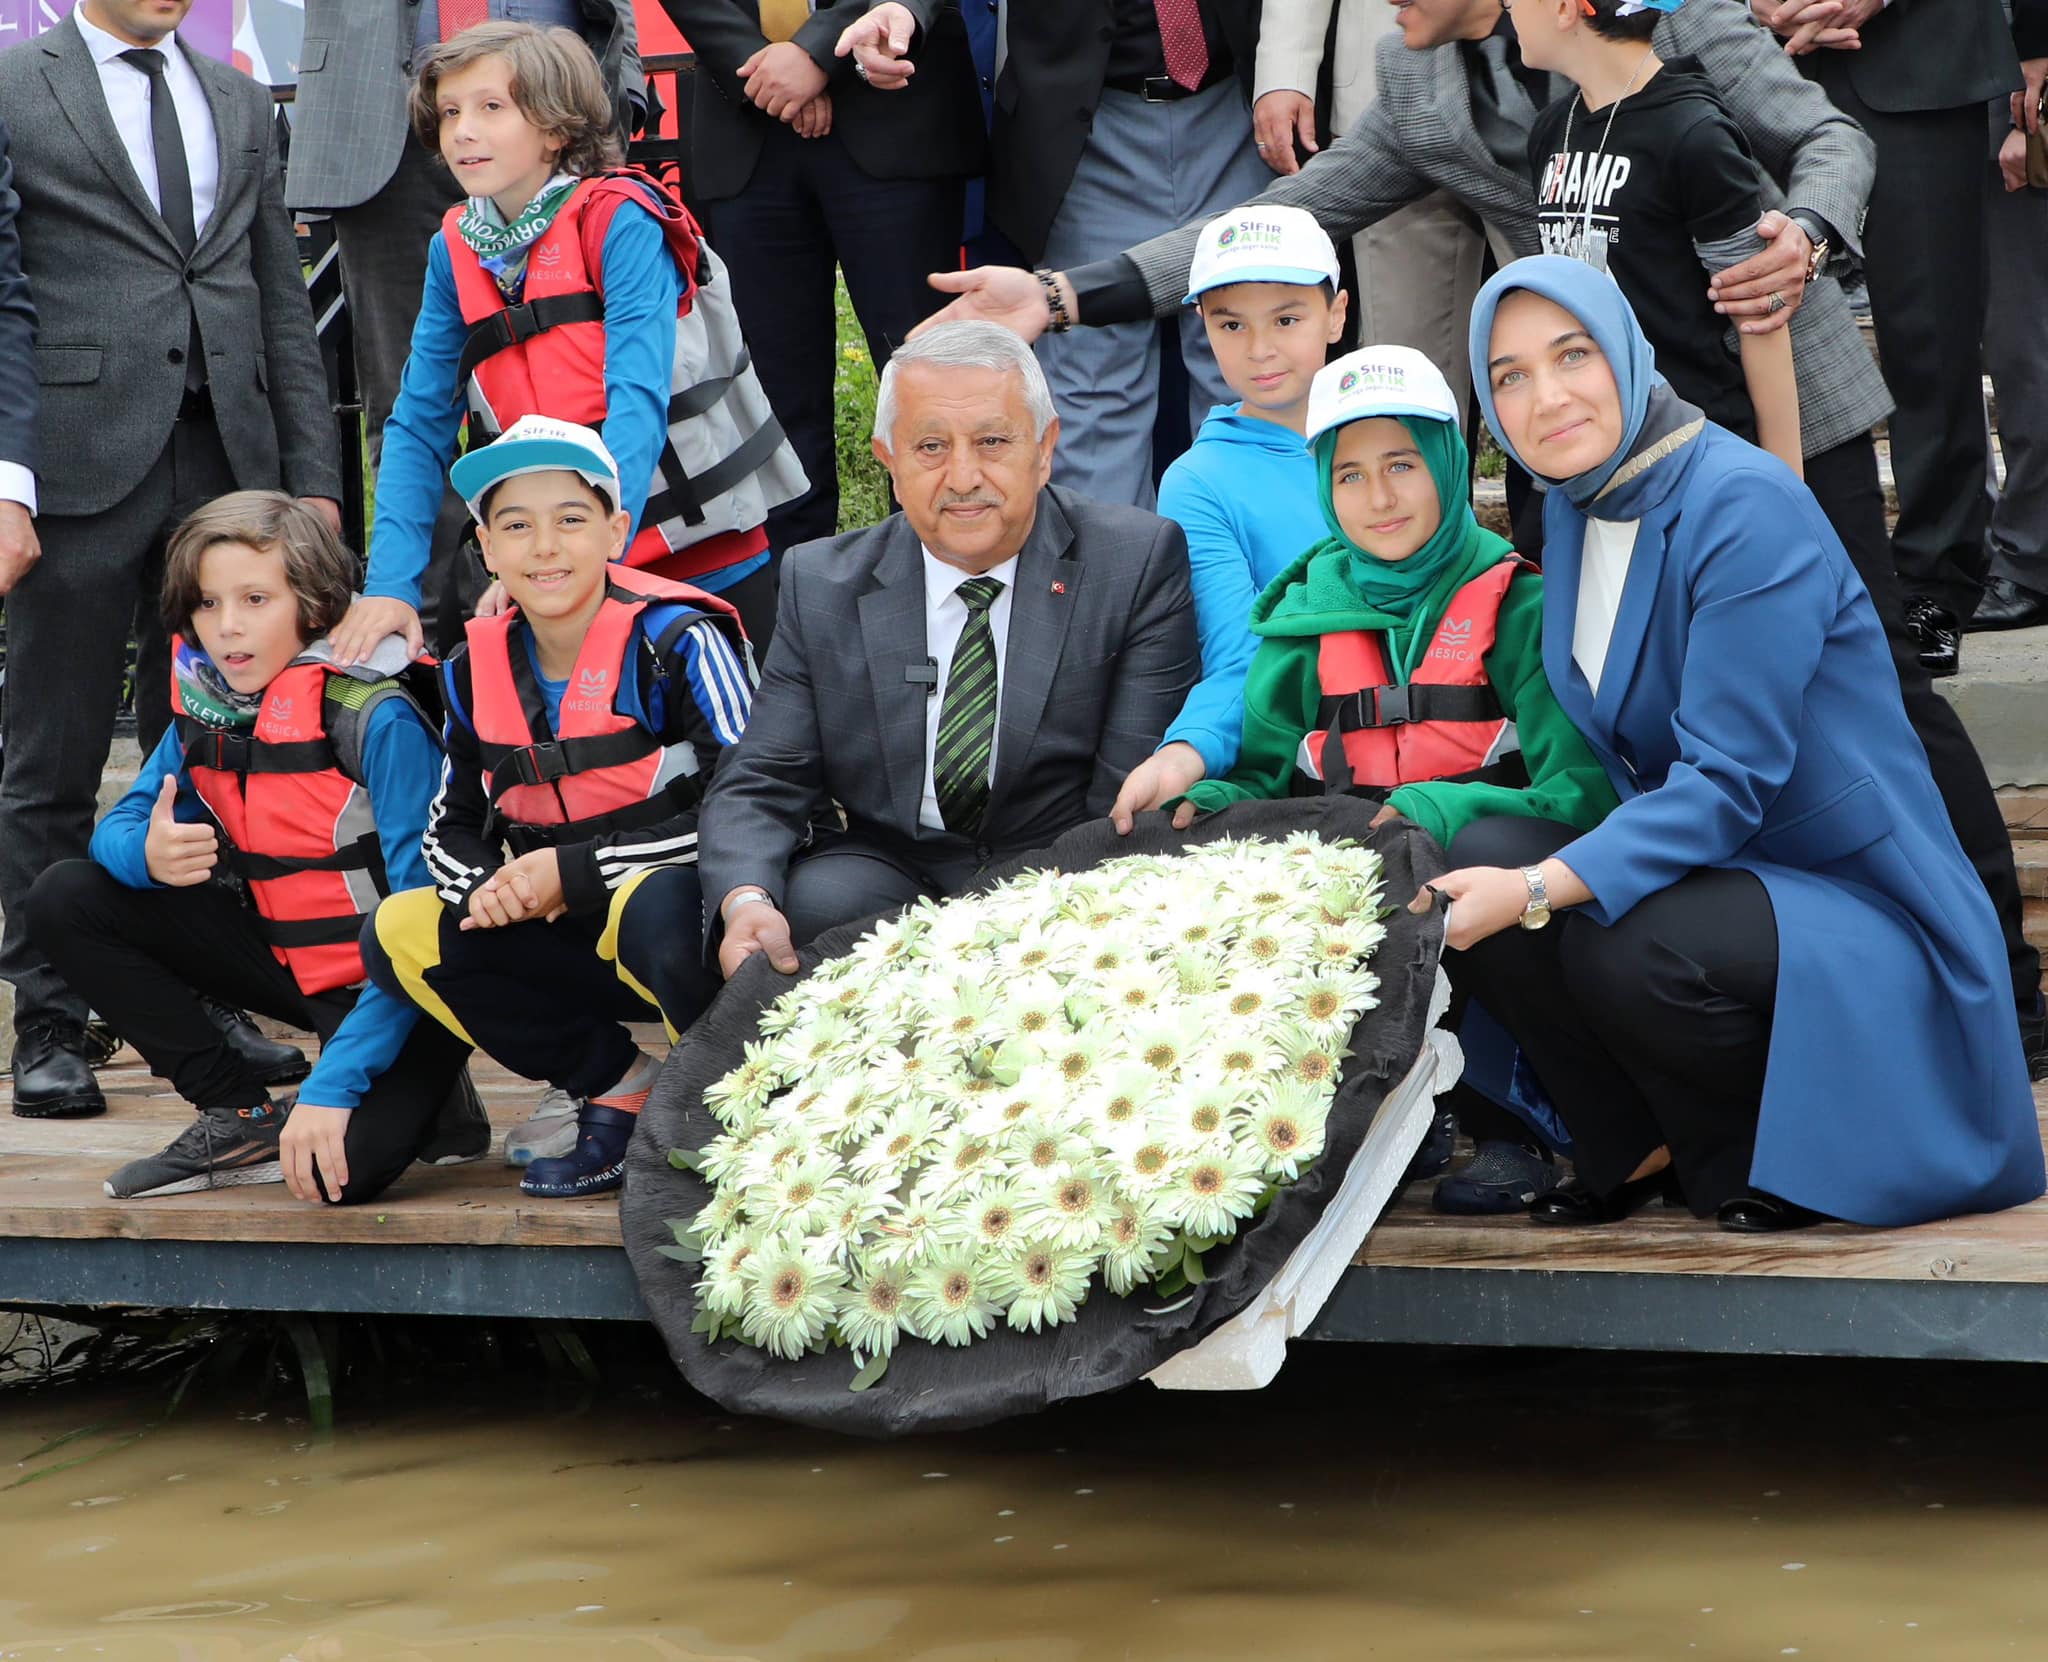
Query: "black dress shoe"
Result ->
[[1903, 596, 1962, 678], [201, 998, 309, 1087], [1968, 576, 2048, 634], [1529, 1169, 1679, 1226], [1716, 1190, 1826, 1233], [9, 1020, 108, 1119]]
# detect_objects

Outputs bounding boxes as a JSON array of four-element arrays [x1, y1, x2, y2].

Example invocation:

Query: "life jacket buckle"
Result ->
[[1369, 685, 1411, 727], [208, 730, 253, 772], [501, 302, 542, 348], [512, 741, 570, 787]]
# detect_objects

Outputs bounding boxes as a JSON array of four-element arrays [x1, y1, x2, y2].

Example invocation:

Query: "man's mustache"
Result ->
[[936, 493, 1001, 510]]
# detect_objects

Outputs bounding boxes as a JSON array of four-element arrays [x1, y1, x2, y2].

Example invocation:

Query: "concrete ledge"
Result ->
[[1939, 624, 2048, 790]]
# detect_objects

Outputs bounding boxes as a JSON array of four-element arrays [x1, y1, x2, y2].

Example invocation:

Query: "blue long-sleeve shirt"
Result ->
[[94, 698, 446, 1112], [366, 197, 682, 612], [1156, 406, 1329, 779]]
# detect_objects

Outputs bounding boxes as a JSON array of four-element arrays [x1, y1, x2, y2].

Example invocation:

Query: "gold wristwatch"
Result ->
[[1518, 866, 1553, 931]]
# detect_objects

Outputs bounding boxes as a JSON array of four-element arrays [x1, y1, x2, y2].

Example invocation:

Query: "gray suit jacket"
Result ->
[[1120, 3, 1893, 457], [285, 0, 641, 212], [698, 486, 1199, 906], [0, 117, 36, 476], [0, 18, 341, 519]]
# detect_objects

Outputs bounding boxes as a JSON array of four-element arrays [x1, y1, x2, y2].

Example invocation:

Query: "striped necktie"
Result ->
[[931, 576, 1005, 835]]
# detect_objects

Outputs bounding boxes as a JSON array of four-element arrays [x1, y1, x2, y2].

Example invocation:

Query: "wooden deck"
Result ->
[[6, 1036, 2048, 1365]]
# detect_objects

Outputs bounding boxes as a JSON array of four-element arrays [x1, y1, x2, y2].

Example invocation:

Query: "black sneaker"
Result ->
[[415, 1068, 492, 1166], [201, 998, 310, 1087], [1903, 596, 1961, 679], [9, 1019, 108, 1119], [1433, 1140, 1557, 1215], [104, 1101, 286, 1199]]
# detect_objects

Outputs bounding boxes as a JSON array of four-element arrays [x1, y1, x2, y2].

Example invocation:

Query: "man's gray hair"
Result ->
[[871, 321, 1058, 445]]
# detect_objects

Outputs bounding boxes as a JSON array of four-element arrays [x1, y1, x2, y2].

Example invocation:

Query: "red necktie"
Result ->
[[440, 0, 491, 41], [1153, 0, 1210, 91]]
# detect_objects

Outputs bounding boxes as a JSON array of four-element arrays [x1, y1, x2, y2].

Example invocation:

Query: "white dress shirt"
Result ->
[[1571, 516, 1640, 697], [73, 9, 220, 243], [918, 547, 1020, 833]]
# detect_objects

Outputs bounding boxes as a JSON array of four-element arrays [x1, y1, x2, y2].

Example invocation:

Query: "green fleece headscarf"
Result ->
[[1308, 412, 1512, 682]]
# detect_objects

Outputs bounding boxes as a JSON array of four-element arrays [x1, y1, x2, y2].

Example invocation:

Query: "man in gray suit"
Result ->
[[0, 116, 39, 604], [285, 1, 640, 471], [702, 321, 1198, 980], [0, 0, 341, 1116]]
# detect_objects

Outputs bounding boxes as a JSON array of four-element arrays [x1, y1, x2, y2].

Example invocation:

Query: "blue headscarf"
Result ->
[[1467, 256, 1702, 515]]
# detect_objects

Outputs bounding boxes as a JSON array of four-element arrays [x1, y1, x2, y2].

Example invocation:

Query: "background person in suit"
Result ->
[[1250, 0, 1490, 422], [1751, 0, 2021, 671], [286, 0, 641, 473], [0, 118, 37, 609], [658, 0, 984, 553], [700, 321, 1198, 980], [0, 0, 341, 1117]]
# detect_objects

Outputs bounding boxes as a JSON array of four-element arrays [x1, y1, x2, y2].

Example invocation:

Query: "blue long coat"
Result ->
[[1540, 424, 2043, 1227]]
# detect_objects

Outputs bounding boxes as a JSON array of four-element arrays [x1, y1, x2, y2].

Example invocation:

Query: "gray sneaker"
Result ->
[[105, 1102, 286, 1199], [504, 1086, 580, 1166], [1432, 1140, 1557, 1216]]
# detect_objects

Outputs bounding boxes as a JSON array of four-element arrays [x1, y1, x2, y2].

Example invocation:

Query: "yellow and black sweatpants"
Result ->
[[364, 865, 715, 1099]]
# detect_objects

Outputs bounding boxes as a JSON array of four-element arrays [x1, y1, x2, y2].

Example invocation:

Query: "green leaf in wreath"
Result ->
[[1153, 1267, 1189, 1299], [1183, 1248, 1208, 1286], [656, 1243, 704, 1264], [849, 1352, 891, 1393], [668, 1147, 707, 1173]]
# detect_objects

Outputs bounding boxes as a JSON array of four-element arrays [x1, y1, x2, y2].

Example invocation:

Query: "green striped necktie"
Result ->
[[932, 575, 1006, 834]]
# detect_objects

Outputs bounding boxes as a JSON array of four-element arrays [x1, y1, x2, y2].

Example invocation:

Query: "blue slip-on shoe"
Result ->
[[1432, 1139, 1556, 1215], [519, 1101, 639, 1199]]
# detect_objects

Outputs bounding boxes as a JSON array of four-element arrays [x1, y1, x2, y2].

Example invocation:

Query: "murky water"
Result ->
[[3, 1340, 2046, 1660]]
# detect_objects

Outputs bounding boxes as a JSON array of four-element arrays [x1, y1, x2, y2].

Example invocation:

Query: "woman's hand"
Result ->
[[475, 580, 511, 618], [1369, 804, 1405, 829], [1408, 865, 1532, 951], [1109, 742, 1207, 834], [280, 1103, 351, 1203], [330, 596, 424, 666]]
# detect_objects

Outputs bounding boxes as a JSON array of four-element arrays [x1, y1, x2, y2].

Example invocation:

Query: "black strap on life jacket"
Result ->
[[456, 292, 608, 394], [1314, 682, 1512, 799], [642, 402, 793, 530], [259, 911, 375, 949], [177, 715, 336, 777]]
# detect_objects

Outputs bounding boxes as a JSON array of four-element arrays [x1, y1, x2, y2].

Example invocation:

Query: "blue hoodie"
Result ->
[[1156, 404, 1327, 779]]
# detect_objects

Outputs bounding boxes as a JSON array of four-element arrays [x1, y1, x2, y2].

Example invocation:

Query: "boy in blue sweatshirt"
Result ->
[[1111, 206, 1351, 827], [25, 494, 474, 1205]]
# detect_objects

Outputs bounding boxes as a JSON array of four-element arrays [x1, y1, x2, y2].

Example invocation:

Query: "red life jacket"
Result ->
[[463, 565, 750, 852], [176, 662, 415, 996], [441, 169, 806, 579], [1294, 559, 1530, 796]]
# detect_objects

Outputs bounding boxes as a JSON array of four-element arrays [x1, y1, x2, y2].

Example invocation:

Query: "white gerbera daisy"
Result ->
[[1167, 1082, 1241, 1150], [1171, 950, 1225, 998], [764, 1156, 844, 1234], [1237, 918, 1314, 970], [1044, 1030, 1108, 1092], [1131, 1013, 1205, 1080], [1273, 1027, 1350, 1092], [998, 921, 1086, 980], [1311, 922, 1375, 967], [809, 1177, 892, 1267], [1057, 880, 1124, 932], [1098, 963, 1170, 1016], [1216, 969, 1289, 1026], [995, 1239, 1094, 1333], [846, 913, 930, 975], [1004, 974, 1072, 1042], [849, 1101, 942, 1182], [837, 1266, 911, 1360], [1161, 1143, 1267, 1238], [698, 1229, 766, 1318], [739, 1239, 845, 1360], [963, 1062, 1069, 1140], [1289, 967, 1376, 1037], [696, 1125, 764, 1186], [865, 1199, 942, 1270], [906, 1249, 1003, 1347], [702, 1039, 782, 1123], [1110, 1129, 1176, 1193], [913, 1129, 998, 1201], [868, 1039, 959, 1108], [1201, 1034, 1281, 1082], [688, 1183, 750, 1246], [1003, 1106, 1095, 1178], [1241, 1079, 1333, 1180], [1076, 1064, 1158, 1139], [945, 1179, 1028, 1255], [735, 1128, 809, 1190], [1020, 1166, 1115, 1251], [927, 979, 1002, 1048], [755, 990, 809, 1036], [1100, 1194, 1175, 1295]]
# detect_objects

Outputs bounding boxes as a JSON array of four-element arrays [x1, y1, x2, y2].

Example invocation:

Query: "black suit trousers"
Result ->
[[0, 409, 235, 1030], [702, 127, 962, 551], [1808, 62, 1992, 617]]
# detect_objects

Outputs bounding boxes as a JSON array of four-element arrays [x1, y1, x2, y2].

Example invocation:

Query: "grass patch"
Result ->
[[833, 272, 894, 534]]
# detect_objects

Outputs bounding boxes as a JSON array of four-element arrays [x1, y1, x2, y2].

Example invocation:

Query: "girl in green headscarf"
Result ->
[[1175, 346, 1616, 850]]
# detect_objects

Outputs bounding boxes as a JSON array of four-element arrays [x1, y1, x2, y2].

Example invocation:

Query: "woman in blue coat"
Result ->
[[1415, 256, 2042, 1233]]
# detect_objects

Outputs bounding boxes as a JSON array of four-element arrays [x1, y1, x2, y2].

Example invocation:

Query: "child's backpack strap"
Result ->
[[324, 672, 434, 789]]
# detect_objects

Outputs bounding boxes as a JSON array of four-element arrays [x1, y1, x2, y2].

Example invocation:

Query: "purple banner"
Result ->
[[0, 3, 237, 64]]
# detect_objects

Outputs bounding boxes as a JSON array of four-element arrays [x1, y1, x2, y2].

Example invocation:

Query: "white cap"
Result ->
[[1183, 205, 1341, 305], [450, 414, 626, 522], [1305, 346, 1460, 447]]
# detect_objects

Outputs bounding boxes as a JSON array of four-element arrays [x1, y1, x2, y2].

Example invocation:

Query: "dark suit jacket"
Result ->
[[992, 0, 1260, 262], [0, 18, 341, 519], [1805, 0, 2018, 114], [661, 0, 985, 202], [697, 485, 1198, 905], [0, 117, 36, 477]]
